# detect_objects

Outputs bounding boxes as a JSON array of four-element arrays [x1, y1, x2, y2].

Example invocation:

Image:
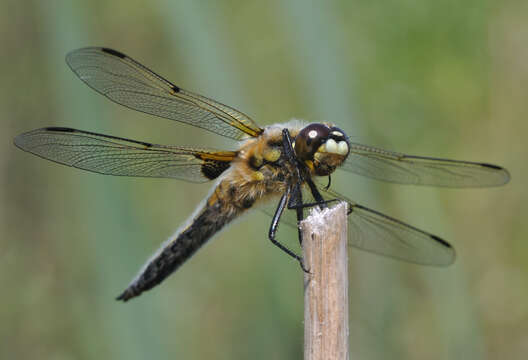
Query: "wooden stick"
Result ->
[[301, 202, 349, 360]]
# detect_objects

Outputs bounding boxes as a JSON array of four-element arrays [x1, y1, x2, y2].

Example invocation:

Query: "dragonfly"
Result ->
[[14, 47, 510, 302]]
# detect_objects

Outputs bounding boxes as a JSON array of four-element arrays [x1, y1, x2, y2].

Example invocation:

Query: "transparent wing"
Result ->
[[258, 181, 454, 265], [341, 142, 510, 187], [259, 183, 454, 265], [317, 186, 455, 265], [65, 47, 263, 140], [14, 127, 235, 182]]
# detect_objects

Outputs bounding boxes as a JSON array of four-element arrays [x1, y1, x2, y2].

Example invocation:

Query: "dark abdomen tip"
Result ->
[[116, 288, 136, 302]]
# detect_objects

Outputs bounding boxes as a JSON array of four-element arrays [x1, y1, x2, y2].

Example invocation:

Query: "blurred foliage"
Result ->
[[1, 0, 527, 359]]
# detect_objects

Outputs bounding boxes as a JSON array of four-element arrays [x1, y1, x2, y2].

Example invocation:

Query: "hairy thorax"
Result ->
[[207, 125, 302, 213]]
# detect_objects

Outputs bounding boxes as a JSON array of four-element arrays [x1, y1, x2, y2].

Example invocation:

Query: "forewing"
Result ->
[[14, 127, 235, 182], [341, 142, 510, 187], [317, 186, 455, 265], [65, 47, 263, 140]]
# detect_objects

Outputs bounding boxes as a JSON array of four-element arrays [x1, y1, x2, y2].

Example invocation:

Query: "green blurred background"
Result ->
[[2, 0, 526, 359]]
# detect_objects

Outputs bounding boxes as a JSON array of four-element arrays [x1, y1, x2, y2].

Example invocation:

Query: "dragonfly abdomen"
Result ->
[[116, 181, 253, 301]]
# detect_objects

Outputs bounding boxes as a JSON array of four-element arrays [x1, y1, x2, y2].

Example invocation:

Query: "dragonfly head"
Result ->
[[294, 123, 349, 176]]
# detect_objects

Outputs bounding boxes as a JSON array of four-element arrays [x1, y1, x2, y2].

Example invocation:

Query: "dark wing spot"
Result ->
[[430, 234, 452, 248], [480, 163, 502, 170], [44, 127, 75, 132], [201, 160, 231, 180], [171, 85, 180, 93], [101, 48, 126, 58], [43, 127, 154, 148]]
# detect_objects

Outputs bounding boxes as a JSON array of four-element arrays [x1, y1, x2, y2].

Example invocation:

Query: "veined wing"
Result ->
[[65, 47, 263, 140], [341, 142, 510, 187], [258, 184, 454, 265], [318, 186, 455, 265], [14, 127, 235, 182]]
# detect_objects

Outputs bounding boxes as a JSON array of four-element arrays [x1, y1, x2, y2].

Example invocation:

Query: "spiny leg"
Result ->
[[281, 128, 327, 207], [287, 183, 304, 246], [281, 128, 305, 247], [281, 128, 297, 164], [280, 128, 329, 272], [306, 177, 326, 205], [268, 187, 309, 272]]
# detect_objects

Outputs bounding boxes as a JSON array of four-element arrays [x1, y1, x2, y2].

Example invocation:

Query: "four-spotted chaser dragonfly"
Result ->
[[14, 47, 510, 301]]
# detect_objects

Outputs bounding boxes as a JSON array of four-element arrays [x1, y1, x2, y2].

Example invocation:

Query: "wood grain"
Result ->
[[302, 202, 349, 360]]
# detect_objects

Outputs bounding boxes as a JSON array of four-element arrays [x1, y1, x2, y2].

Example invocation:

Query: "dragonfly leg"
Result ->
[[268, 187, 309, 272], [325, 175, 331, 190], [281, 127, 327, 207], [287, 183, 305, 246], [306, 177, 326, 205], [281, 128, 307, 248], [281, 128, 297, 163]]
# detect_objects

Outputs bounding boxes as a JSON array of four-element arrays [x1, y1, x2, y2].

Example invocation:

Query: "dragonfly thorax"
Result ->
[[293, 123, 350, 176]]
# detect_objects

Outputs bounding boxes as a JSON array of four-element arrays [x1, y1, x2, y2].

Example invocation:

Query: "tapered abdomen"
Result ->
[[116, 183, 244, 301]]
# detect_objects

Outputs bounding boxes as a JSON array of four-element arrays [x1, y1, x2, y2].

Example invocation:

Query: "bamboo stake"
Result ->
[[301, 202, 349, 360]]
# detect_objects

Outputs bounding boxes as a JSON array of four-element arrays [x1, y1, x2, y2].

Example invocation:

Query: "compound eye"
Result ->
[[299, 123, 329, 145], [294, 123, 330, 159]]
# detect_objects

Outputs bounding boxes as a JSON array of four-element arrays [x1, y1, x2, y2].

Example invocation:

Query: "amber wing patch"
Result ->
[[196, 152, 236, 180]]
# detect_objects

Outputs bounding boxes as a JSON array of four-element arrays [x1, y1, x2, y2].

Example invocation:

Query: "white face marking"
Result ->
[[325, 138, 338, 153], [337, 141, 349, 155], [331, 131, 344, 137], [316, 139, 348, 155], [308, 130, 318, 139]]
